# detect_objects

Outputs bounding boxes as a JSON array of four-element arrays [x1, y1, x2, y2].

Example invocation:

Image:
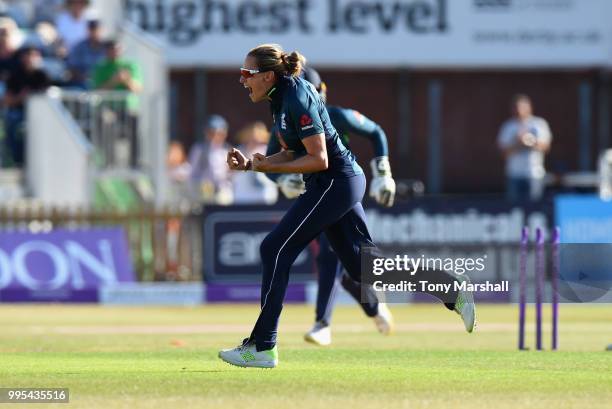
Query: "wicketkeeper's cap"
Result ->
[[301, 66, 322, 91]]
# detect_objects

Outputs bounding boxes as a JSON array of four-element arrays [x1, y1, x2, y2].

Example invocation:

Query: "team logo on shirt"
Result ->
[[300, 114, 312, 126], [300, 114, 314, 130], [280, 113, 287, 130]]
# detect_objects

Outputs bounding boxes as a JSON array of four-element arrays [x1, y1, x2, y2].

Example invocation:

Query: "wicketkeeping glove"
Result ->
[[277, 173, 306, 199], [369, 156, 396, 207]]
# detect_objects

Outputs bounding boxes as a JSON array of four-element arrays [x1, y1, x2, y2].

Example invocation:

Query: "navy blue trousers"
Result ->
[[315, 233, 379, 325], [250, 173, 375, 350]]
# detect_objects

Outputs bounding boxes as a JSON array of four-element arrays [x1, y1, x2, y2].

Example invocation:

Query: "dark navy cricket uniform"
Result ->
[[250, 75, 375, 351], [267, 106, 390, 325], [266, 106, 388, 167]]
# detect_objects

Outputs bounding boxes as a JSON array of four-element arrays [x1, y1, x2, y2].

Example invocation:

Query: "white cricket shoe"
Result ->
[[218, 339, 278, 368], [304, 321, 332, 346], [454, 275, 476, 333], [374, 303, 394, 335]]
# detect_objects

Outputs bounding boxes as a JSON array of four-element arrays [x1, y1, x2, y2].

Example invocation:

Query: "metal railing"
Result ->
[[60, 90, 140, 169], [0, 204, 203, 282]]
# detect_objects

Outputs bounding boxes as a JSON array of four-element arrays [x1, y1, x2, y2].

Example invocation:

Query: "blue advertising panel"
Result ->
[[555, 194, 612, 243], [203, 205, 317, 282], [202, 200, 553, 292], [554, 195, 612, 302]]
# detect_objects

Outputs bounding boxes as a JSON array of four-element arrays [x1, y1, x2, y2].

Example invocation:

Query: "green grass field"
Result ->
[[0, 303, 611, 408]]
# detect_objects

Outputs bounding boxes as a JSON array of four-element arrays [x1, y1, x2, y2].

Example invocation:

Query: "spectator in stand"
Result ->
[[67, 18, 104, 88], [92, 39, 142, 97], [33, 0, 65, 25], [33, 21, 67, 59], [188, 115, 233, 204], [0, 17, 22, 80], [0, 18, 18, 166], [497, 94, 552, 201], [167, 141, 191, 183], [55, 0, 93, 53], [0, 25, 18, 82], [93, 39, 143, 167], [167, 140, 192, 205], [3, 46, 49, 166], [0, 16, 22, 48], [233, 121, 278, 204], [27, 22, 69, 84]]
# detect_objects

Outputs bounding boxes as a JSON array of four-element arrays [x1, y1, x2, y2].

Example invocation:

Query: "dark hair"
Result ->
[[87, 19, 101, 29], [18, 45, 41, 56], [104, 39, 120, 49], [301, 66, 322, 90], [301, 66, 327, 103], [247, 43, 306, 77]]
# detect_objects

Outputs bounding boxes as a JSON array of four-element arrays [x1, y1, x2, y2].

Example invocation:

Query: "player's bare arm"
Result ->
[[253, 134, 327, 173], [262, 149, 295, 164]]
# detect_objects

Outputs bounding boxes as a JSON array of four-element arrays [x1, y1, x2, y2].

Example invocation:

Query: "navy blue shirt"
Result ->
[[267, 102, 388, 182], [267, 75, 362, 181]]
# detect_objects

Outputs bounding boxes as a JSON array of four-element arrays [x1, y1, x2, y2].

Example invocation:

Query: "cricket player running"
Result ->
[[221, 44, 475, 368], [267, 66, 396, 346]]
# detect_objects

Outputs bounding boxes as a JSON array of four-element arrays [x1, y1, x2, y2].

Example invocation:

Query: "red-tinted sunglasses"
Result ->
[[240, 68, 262, 79]]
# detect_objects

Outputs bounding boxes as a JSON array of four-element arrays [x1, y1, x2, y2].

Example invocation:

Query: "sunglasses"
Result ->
[[240, 68, 262, 79]]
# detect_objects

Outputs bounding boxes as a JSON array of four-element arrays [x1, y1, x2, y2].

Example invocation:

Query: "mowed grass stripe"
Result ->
[[0, 304, 610, 409]]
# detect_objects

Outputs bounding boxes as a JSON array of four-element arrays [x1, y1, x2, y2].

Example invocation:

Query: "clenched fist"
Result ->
[[227, 148, 250, 171]]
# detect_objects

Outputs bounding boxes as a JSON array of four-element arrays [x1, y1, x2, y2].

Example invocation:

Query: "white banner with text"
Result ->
[[123, 0, 612, 67]]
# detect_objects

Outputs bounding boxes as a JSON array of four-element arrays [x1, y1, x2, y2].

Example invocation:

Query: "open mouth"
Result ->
[[244, 84, 253, 97]]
